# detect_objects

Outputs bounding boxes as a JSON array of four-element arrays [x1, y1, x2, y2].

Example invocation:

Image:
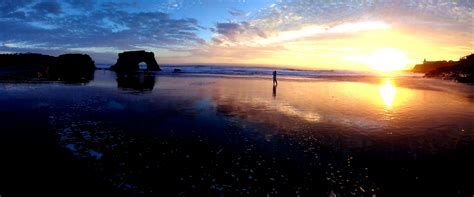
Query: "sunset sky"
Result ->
[[0, 0, 473, 71]]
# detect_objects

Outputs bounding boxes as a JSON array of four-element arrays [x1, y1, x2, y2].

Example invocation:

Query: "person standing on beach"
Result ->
[[273, 70, 278, 86]]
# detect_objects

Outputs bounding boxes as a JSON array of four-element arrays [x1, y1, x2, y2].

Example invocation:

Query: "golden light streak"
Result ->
[[379, 78, 397, 108], [255, 21, 390, 45]]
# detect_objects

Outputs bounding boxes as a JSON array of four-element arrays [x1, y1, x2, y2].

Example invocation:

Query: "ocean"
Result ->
[[96, 64, 423, 78]]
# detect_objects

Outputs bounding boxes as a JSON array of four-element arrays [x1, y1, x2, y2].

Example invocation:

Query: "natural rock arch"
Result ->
[[111, 50, 161, 71]]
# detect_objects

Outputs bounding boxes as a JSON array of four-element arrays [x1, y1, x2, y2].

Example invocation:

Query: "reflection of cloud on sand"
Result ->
[[214, 94, 320, 123], [210, 87, 389, 132], [274, 102, 320, 122]]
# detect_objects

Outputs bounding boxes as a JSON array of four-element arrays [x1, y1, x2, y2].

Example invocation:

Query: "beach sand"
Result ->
[[0, 70, 473, 196]]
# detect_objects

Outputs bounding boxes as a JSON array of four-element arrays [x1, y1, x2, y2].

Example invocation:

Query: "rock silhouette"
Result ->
[[425, 54, 473, 83], [111, 50, 161, 71], [48, 54, 96, 83], [116, 72, 156, 91], [412, 59, 456, 73], [0, 53, 96, 83], [0, 53, 55, 71]]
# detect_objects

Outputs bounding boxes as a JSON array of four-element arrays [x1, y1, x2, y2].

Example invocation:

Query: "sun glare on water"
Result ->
[[369, 48, 409, 72]]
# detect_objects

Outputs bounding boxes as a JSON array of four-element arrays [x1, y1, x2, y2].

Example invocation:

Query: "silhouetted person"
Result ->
[[273, 70, 278, 86]]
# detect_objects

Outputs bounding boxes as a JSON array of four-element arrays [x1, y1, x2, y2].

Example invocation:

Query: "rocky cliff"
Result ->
[[424, 54, 474, 83]]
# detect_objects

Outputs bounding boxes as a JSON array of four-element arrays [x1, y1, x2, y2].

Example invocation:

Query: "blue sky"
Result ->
[[0, 0, 473, 69]]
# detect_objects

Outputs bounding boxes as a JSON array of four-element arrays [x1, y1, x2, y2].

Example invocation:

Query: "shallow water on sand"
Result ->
[[0, 70, 473, 196]]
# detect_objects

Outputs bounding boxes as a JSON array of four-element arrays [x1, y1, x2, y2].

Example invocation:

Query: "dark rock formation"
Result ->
[[111, 50, 161, 71], [0, 53, 96, 83], [116, 72, 156, 91], [0, 53, 55, 71], [48, 54, 96, 82], [425, 54, 474, 83], [412, 60, 456, 73], [56, 54, 95, 70]]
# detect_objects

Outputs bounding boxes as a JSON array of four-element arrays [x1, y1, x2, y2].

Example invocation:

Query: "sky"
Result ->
[[0, 0, 473, 71]]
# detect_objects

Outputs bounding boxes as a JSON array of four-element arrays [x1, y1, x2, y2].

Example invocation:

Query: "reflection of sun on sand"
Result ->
[[379, 78, 397, 108], [375, 78, 416, 112], [212, 77, 417, 130]]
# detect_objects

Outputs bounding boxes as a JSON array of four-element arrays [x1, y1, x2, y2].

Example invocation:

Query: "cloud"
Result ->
[[254, 21, 391, 45], [252, 0, 474, 32], [190, 0, 473, 68], [213, 22, 243, 41], [210, 0, 474, 42], [1, 0, 472, 66], [65, 0, 95, 10], [229, 8, 246, 16], [0, 0, 205, 62], [33, 1, 62, 15], [0, 0, 34, 14], [212, 21, 266, 44]]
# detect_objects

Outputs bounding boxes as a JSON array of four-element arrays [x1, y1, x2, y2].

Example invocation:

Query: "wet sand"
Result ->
[[0, 71, 473, 196]]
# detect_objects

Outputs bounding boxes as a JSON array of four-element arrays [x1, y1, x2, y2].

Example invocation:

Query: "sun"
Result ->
[[369, 48, 409, 72]]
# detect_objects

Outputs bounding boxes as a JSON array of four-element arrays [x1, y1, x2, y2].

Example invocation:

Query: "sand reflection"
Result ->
[[205, 76, 422, 132], [274, 102, 321, 122], [379, 78, 397, 109], [164, 75, 472, 136]]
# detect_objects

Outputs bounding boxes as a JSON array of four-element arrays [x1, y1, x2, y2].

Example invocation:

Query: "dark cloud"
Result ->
[[4, 11, 27, 19], [0, 0, 204, 62], [0, 0, 34, 16], [213, 21, 266, 42], [229, 8, 245, 16], [33, 1, 62, 15], [100, 1, 133, 12], [214, 22, 242, 41], [211, 37, 223, 45], [65, 0, 95, 10]]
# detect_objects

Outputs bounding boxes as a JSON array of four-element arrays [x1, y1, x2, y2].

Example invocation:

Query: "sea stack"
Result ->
[[111, 50, 161, 71], [51, 54, 95, 71], [0, 53, 96, 82], [47, 54, 96, 82]]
